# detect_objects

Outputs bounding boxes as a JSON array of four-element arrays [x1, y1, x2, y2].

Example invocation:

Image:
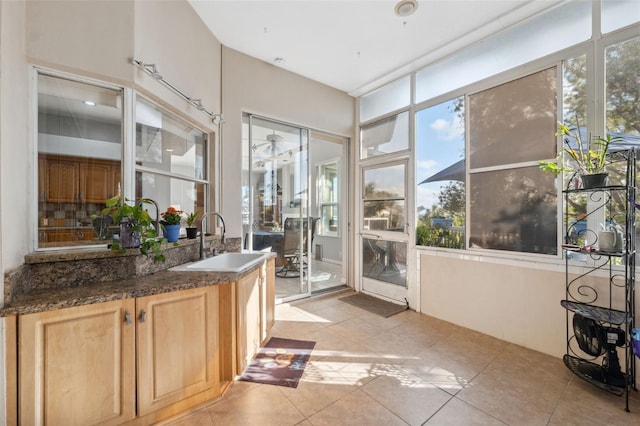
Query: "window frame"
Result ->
[[32, 67, 212, 251], [362, 11, 640, 264], [316, 158, 341, 237], [415, 96, 466, 250], [133, 94, 211, 227]]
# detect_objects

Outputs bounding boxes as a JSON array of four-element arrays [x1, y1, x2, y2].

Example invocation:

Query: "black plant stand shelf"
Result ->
[[561, 148, 637, 412]]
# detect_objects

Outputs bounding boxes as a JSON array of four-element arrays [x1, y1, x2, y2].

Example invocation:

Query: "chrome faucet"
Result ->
[[137, 198, 160, 235], [199, 212, 226, 259]]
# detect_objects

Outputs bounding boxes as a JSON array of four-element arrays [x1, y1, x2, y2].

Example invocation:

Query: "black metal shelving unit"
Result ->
[[561, 148, 637, 412]]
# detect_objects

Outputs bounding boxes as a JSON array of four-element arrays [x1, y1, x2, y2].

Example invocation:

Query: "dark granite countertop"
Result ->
[[1, 236, 273, 317], [0, 266, 265, 317]]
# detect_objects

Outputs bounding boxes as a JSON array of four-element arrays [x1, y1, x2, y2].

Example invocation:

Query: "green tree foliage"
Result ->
[[605, 38, 640, 135], [364, 182, 402, 229], [416, 182, 465, 248]]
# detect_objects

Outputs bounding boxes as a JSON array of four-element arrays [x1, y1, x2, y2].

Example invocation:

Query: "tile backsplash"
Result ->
[[38, 202, 104, 227]]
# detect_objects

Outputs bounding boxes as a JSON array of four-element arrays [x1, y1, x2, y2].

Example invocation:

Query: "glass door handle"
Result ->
[[360, 233, 381, 239]]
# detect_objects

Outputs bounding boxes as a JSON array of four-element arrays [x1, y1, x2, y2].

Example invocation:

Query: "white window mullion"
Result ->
[[122, 87, 136, 201], [591, 1, 605, 138]]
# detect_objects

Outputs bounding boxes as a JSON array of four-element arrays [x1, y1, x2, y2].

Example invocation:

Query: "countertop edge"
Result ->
[[0, 253, 275, 317]]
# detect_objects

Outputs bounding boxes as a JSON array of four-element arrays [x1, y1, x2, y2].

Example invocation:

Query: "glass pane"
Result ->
[[363, 163, 405, 232], [136, 97, 206, 180], [362, 238, 407, 287], [363, 164, 405, 199], [469, 68, 557, 169], [415, 1, 590, 103], [469, 166, 557, 255], [318, 161, 339, 236], [363, 201, 405, 231], [319, 204, 339, 235], [563, 54, 587, 130], [249, 117, 307, 232], [605, 37, 640, 141], [37, 73, 123, 248], [602, 0, 640, 34], [360, 76, 410, 122], [416, 97, 465, 249], [319, 163, 338, 203], [361, 111, 409, 159], [136, 171, 205, 237]]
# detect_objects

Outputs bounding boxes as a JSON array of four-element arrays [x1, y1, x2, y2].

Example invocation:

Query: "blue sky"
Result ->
[[416, 98, 465, 213]]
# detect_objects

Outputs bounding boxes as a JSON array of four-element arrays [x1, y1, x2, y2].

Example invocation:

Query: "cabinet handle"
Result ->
[[124, 312, 131, 325], [139, 310, 147, 323]]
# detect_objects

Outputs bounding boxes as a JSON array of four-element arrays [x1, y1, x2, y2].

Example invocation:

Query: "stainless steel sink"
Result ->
[[169, 252, 268, 273]]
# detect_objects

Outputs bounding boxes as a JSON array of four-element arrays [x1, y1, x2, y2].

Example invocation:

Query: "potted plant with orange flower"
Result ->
[[160, 206, 184, 242]]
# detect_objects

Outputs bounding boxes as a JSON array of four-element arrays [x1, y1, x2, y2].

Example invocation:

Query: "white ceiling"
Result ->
[[188, 0, 563, 96]]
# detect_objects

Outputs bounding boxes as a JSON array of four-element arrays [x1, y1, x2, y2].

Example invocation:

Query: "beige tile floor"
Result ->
[[162, 289, 640, 425]]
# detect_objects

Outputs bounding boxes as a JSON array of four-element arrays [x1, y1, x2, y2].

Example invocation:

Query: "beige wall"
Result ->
[[220, 46, 354, 237], [420, 254, 567, 358], [26, 0, 135, 83], [133, 0, 221, 130], [420, 251, 640, 380], [2, 0, 30, 279]]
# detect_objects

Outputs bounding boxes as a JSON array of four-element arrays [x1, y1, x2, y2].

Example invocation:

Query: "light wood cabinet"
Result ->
[[266, 258, 275, 333], [15, 259, 275, 425], [234, 259, 276, 376], [260, 258, 276, 342], [235, 269, 262, 375], [19, 299, 136, 426], [136, 286, 220, 416]]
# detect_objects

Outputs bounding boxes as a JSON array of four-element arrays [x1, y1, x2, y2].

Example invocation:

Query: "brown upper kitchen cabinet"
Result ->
[[39, 156, 79, 203], [39, 154, 121, 203]]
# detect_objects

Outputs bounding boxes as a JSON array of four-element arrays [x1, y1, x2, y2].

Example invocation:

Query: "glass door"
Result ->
[[246, 115, 311, 302], [360, 161, 408, 304], [309, 131, 349, 294], [357, 110, 411, 305]]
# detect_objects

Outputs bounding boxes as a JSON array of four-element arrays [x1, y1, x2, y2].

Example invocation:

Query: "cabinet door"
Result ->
[[137, 286, 220, 416], [19, 300, 136, 426], [45, 158, 79, 202], [79, 161, 112, 203], [236, 269, 262, 375], [258, 259, 276, 342], [264, 258, 275, 337]]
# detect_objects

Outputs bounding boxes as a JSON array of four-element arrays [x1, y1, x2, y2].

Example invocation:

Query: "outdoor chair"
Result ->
[[275, 217, 317, 278]]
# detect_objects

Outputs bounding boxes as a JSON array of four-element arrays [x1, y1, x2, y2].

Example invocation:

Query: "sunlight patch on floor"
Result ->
[[301, 358, 469, 391]]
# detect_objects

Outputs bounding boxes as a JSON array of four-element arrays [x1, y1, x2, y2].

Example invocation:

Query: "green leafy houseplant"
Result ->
[[539, 123, 624, 176], [101, 195, 169, 263], [186, 212, 198, 227], [185, 211, 198, 239]]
